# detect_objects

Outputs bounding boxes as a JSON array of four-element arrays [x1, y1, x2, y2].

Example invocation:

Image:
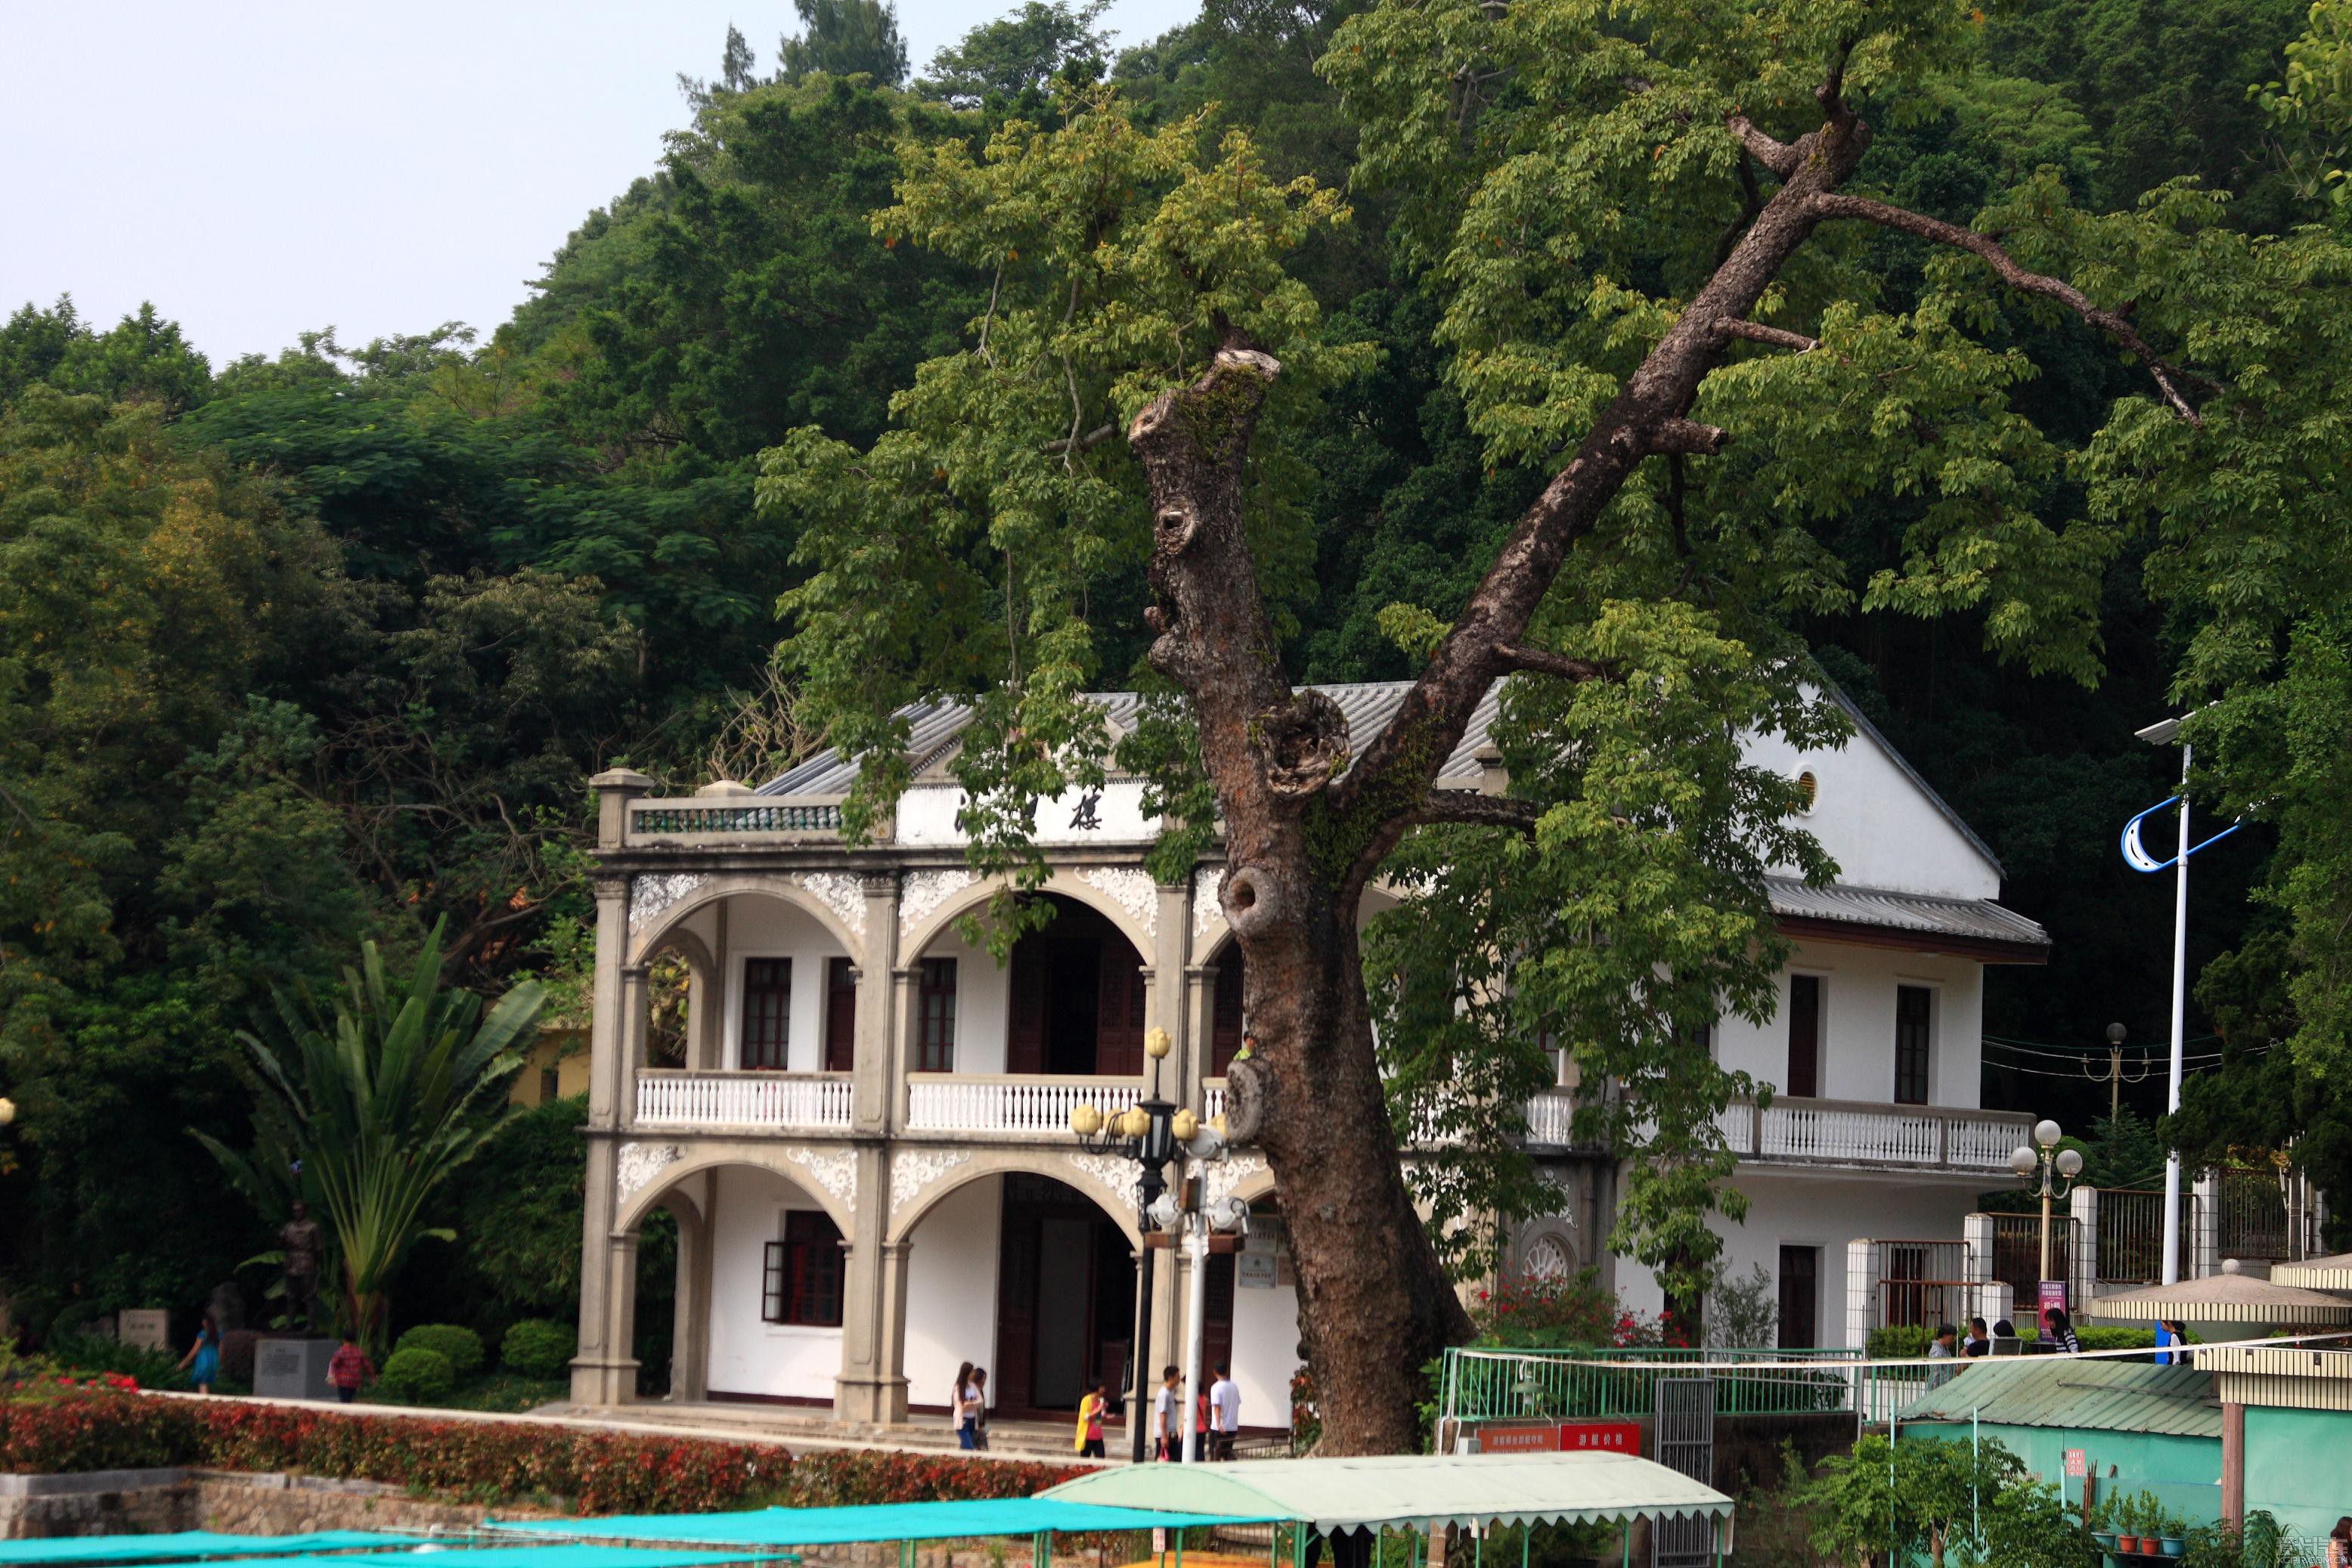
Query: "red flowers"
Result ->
[[0, 1387, 1079, 1513]]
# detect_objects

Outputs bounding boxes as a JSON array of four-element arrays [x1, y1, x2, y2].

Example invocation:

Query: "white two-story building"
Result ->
[[568, 682, 2046, 1433]]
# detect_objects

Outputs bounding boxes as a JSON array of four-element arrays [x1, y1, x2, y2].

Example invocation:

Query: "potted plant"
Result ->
[[2090, 1497, 2121, 1555], [2117, 1493, 2151, 1555], [2156, 1503, 2188, 1558]]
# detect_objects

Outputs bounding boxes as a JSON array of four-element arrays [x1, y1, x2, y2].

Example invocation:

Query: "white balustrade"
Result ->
[[634, 1070, 853, 1130], [1204, 1083, 1228, 1123], [1524, 1089, 1578, 1148], [906, 1074, 1143, 1136], [1752, 1099, 2031, 1173]]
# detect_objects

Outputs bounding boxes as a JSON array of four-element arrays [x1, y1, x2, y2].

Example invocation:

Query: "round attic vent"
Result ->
[[1795, 770, 1819, 813]]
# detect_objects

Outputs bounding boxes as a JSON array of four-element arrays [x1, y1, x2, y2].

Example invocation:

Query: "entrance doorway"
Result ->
[[1007, 897, 1145, 1076], [993, 1175, 1138, 1414]]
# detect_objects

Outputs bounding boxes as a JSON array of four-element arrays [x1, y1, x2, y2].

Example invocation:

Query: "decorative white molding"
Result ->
[[1064, 1153, 1143, 1209], [782, 1145, 859, 1209], [1077, 866, 1157, 941], [630, 873, 708, 935], [615, 1141, 681, 1202], [890, 1148, 972, 1215], [900, 869, 978, 936], [1203, 1151, 1268, 1208], [1191, 866, 1226, 940], [791, 872, 867, 943]]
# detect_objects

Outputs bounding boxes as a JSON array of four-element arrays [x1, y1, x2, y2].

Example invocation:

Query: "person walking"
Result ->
[[1074, 1381, 1109, 1459], [953, 1361, 980, 1450], [1209, 1362, 1241, 1460], [2044, 1306, 2081, 1355], [1926, 1325, 1959, 1389], [970, 1368, 991, 1450], [327, 1336, 374, 1403], [175, 1312, 222, 1395], [1154, 1365, 1181, 1461]]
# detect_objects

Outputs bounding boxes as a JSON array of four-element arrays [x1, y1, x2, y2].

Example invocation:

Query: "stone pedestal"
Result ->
[[254, 1337, 335, 1400], [118, 1309, 170, 1350]]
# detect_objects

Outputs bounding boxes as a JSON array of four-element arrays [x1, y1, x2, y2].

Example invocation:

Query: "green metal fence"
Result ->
[[1439, 1346, 1863, 1424]]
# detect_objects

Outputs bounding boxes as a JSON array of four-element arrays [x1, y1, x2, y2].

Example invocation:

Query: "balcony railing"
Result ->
[[1524, 1089, 1578, 1148], [906, 1073, 1144, 1136], [635, 1069, 853, 1130], [1720, 1097, 2034, 1173], [624, 794, 867, 846]]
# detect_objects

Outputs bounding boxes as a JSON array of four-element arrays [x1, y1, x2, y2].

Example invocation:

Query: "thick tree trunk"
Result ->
[[1130, 350, 1473, 1454]]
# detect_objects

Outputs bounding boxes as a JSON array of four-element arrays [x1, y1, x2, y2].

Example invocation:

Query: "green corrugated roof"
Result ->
[[1896, 1358, 2222, 1438]]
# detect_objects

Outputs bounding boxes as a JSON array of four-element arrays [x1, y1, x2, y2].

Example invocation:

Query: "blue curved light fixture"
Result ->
[[2120, 797, 2243, 873]]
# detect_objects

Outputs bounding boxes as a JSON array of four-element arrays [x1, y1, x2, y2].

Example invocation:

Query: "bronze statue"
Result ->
[[280, 1200, 324, 1333]]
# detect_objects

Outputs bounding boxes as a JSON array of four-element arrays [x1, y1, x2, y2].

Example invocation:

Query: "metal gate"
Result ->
[[1653, 1376, 1715, 1568]]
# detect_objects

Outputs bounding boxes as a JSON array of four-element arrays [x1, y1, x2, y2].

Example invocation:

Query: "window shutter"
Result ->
[[1210, 954, 1245, 1076], [1008, 941, 1046, 1074], [761, 1241, 786, 1324], [1787, 975, 1821, 1099], [824, 957, 857, 1072]]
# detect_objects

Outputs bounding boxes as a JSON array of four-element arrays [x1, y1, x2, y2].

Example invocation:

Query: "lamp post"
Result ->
[[1071, 1027, 1184, 1464], [2011, 1119, 2086, 1296]]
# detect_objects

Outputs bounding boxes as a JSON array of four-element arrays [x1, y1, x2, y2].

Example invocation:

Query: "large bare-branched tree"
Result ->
[[764, 0, 2238, 1450]]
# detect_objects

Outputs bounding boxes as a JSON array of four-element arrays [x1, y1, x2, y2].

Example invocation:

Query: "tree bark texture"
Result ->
[[1125, 72, 2205, 1453]]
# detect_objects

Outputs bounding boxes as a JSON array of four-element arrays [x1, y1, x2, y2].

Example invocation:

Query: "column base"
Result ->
[[833, 1373, 909, 1424], [571, 1355, 642, 1406]]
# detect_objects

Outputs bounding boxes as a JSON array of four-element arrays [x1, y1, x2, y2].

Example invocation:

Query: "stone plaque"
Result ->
[[255, 1336, 335, 1401], [118, 1309, 169, 1350]]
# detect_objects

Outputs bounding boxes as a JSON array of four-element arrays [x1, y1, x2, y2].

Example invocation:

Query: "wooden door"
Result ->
[[823, 957, 857, 1072], [1210, 951, 1246, 1075], [1095, 930, 1146, 1076], [994, 1204, 1038, 1408], [1786, 974, 1820, 1098], [1008, 940, 1046, 1074]]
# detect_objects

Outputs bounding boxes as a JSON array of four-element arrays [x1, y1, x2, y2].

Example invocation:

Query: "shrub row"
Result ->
[[0, 1390, 1076, 1513]]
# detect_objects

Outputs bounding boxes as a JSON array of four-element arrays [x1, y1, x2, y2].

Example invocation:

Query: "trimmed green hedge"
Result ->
[[501, 1319, 573, 1381], [394, 1324, 485, 1379], [377, 1346, 454, 1405]]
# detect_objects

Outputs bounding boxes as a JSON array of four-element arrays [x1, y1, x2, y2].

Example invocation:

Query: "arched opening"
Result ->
[[1205, 934, 1250, 1077], [901, 1170, 1137, 1420], [1007, 894, 1146, 1076]]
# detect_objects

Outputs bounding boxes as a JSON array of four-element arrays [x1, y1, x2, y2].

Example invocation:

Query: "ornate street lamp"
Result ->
[[2012, 1119, 2087, 1299], [1072, 1026, 1182, 1463]]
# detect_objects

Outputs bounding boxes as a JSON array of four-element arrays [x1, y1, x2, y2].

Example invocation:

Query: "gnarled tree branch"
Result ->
[[1811, 192, 2216, 424], [1720, 317, 1819, 353], [1727, 114, 1798, 178], [1044, 423, 1117, 455], [1492, 643, 1613, 682], [1406, 791, 1545, 835], [1648, 417, 1731, 456]]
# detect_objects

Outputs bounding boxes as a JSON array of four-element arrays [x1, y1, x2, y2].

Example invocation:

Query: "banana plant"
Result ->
[[197, 918, 544, 1352]]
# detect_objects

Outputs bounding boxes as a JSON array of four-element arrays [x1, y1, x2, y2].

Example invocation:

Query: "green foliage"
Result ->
[[500, 1318, 575, 1381], [44, 1333, 187, 1390], [393, 1324, 485, 1380], [2253, 0, 2352, 213], [920, 2, 1113, 111], [376, 1346, 456, 1405], [1867, 1323, 1935, 1358], [778, 0, 910, 88], [1808, 1433, 2094, 1568], [194, 919, 543, 1349]]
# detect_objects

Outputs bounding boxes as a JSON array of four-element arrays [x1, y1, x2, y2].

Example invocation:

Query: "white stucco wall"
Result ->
[[897, 779, 1158, 847], [1613, 1171, 1983, 1345], [903, 1175, 1003, 1413], [718, 898, 853, 1073], [705, 1165, 843, 1399], [1741, 709, 2000, 900], [1229, 1258, 1300, 1433], [1712, 940, 1985, 1108]]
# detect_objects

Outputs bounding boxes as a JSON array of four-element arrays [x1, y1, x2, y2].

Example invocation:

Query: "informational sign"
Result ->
[[117, 1309, 169, 1350], [1558, 1421, 1643, 1454], [2065, 1449, 2087, 1478], [1479, 1424, 1562, 1453], [2039, 1278, 2071, 1319], [1237, 1252, 1279, 1290]]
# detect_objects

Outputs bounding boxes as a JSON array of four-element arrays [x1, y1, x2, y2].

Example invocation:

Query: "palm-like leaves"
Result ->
[[196, 918, 544, 1349]]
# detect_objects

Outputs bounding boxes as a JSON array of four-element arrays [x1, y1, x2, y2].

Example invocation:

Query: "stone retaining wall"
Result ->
[[0, 1469, 544, 1539]]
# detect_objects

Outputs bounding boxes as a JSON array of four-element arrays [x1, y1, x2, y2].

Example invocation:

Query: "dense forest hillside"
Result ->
[[3, 0, 2346, 1346]]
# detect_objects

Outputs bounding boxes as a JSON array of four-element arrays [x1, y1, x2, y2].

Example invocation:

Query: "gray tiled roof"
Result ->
[[1766, 877, 2050, 950]]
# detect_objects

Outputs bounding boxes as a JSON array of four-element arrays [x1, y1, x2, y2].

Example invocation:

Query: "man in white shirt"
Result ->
[[1209, 1362, 1241, 1460]]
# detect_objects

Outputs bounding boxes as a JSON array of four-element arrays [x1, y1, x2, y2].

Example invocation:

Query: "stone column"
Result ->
[[2193, 1169, 2222, 1277], [834, 1144, 907, 1421], [1185, 963, 1216, 1106], [852, 875, 900, 1136], [1962, 1212, 1995, 1322], [1155, 876, 1198, 1106], [668, 1176, 714, 1402], [2068, 1185, 2100, 1304], [1842, 1238, 1874, 1352], [572, 867, 640, 1404]]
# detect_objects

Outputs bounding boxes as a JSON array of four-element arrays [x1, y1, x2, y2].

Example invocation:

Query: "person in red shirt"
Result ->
[[328, 1338, 374, 1403]]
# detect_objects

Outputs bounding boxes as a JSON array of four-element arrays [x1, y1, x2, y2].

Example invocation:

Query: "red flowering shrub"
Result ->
[[0, 1387, 1075, 1514]]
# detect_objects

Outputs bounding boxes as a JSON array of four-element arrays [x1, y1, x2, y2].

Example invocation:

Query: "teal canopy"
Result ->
[[0, 1535, 417, 1565], [488, 1500, 1284, 1546]]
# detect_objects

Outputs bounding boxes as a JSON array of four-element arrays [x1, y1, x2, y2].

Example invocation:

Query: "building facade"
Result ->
[[569, 682, 2047, 1430]]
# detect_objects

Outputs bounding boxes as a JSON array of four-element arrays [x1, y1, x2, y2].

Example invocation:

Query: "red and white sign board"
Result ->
[[1559, 1421, 1643, 1454], [2065, 1449, 2087, 1478], [1479, 1424, 1562, 1453]]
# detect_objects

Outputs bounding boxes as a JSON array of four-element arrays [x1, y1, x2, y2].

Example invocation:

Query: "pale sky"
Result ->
[[4, 0, 1199, 367]]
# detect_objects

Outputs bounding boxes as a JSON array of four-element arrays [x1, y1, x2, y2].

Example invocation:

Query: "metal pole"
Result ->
[[1184, 1210, 1210, 1461], [1133, 1241, 1158, 1463], [2040, 1173, 2053, 1290], [2161, 744, 2192, 1285]]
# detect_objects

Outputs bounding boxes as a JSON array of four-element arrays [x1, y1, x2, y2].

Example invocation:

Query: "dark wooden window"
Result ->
[[1210, 953, 1246, 1076], [824, 956, 857, 1073], [1777, 1245, 1819, 1348], [538, 1066, 559, 1103], [916, 958, 958, 1073], [742, 958, 791, 1070], [1894, 984, 1932, 1105], [761, 1210, 844, 1326], [1786, 974, 1821, 1098]]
